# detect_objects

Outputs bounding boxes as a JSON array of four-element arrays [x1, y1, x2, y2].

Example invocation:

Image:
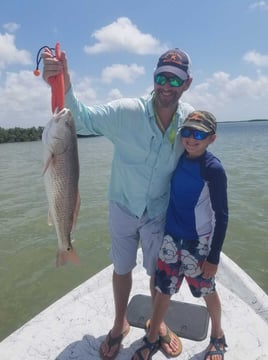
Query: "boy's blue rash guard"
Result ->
[[165, 150, 228, 265]]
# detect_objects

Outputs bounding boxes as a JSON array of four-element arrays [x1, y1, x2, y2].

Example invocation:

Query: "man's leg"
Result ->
[[113, 270, 132, 333], [100, 202, 138, 358], [100, 271, 131, 358]]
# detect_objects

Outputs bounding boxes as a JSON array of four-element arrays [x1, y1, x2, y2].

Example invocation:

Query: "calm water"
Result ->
[[0, 121, 267, 341]]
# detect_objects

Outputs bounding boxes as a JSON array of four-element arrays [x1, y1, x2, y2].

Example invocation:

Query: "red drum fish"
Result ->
[[42, 108, 80, 267]]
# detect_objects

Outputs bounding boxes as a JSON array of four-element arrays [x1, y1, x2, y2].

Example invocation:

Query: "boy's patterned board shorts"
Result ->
[[155, 234, 216, 297]]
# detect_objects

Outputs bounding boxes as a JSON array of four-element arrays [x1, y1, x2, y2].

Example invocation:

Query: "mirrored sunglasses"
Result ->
[[154, 74, 185, 88], [180, 127, 213, 140]]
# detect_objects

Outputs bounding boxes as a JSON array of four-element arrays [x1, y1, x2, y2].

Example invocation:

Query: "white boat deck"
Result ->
[[0, 251, 267, 360]]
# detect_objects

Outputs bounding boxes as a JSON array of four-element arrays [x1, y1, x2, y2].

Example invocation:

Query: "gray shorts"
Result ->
[[109, 201, 165, 276]]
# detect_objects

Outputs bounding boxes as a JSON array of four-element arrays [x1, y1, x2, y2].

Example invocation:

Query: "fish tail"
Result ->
[[56, 247, 80, 267]]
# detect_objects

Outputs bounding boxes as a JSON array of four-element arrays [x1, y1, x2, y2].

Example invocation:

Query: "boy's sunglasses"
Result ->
[[154, 74, 185, 88], [180, 127, 213, 140]]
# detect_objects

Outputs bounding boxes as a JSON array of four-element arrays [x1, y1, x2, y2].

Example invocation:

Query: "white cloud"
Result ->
[[0, 33, 32, 70], [249, 1, 268, 10], [106, 88, 123, 102], [0, 70, 51, 129], [84, 17, 166, 55], [101, 63, 145, 83], [1, 68, 267, 129], [3, 22, 20, 33], [1, 61, 267, 129], [73, 76, 97, 104], [184, 71, 268, 121], [243, 50, 268, 67]]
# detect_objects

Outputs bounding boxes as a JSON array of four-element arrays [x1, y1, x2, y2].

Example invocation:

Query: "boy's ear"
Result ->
[[209, 134, 217, 144]]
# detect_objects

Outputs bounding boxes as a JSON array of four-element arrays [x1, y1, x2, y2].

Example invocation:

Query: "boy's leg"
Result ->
[[150, 291, 180, 352], [132, 291, 181, 360], [183, 237, 226, 358], [204, 290, 223, 338], [151, 235, 183, 356], [204, 290, 226, 359]]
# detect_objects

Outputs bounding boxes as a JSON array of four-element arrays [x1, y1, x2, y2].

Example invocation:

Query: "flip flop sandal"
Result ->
[[160, 327, 182, 357], [145, 319, 182, 357], [132, 336, 160, 360], [100, 326, 130, 360], [204, 335, 228, 360]]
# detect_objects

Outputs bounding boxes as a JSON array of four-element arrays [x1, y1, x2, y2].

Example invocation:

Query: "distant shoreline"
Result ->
[[0, 119, 267, 143], [218, 119, 268, 123], [1, 118, 268, 131]]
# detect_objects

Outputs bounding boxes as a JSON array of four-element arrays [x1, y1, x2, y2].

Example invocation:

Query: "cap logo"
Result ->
[[162, 51, 185, 66], [189, 116, 203, 122], [189, 117, 215, 132]]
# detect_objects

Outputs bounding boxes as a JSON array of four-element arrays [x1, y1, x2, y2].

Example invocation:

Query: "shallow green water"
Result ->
[[0, 121, 267, 341]]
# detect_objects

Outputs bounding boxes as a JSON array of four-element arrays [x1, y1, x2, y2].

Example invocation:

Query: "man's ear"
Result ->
[[183, 77, 193, 91]]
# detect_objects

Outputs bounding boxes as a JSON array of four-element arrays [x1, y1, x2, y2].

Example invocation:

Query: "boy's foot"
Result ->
[[132, 336, 160, 360], [159, 326, 182, 357], [204, 335, 227, 360], [145, 319, 182, 357]]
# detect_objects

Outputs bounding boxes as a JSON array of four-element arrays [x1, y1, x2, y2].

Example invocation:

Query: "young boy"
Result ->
[[132, 111, 228, 360]]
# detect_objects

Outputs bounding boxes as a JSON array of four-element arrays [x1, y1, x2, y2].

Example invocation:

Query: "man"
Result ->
[[42, 48, 193, 360]]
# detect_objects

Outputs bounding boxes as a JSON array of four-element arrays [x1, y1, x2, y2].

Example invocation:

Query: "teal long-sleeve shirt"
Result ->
[[65, 88, 194, 218]]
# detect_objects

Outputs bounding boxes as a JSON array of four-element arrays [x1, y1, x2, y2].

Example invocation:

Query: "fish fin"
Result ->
[[47, 210, 53, 226], [56, 247, 80, 267], [42, 153, 54, 175], [71, 191, 81, 232]]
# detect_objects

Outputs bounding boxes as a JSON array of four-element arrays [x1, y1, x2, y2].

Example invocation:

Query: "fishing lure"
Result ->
[[34, 42, 65, 113]]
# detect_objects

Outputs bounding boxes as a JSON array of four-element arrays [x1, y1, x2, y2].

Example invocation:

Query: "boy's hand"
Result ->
[[201, 260, 218, 279]]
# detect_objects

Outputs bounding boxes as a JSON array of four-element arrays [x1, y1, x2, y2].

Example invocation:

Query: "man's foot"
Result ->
[[99, 325, 130, 360], [204, 335, 227, 360]]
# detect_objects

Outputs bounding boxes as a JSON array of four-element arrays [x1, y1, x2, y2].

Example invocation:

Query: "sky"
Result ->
[[0, 0, 268, 128]]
